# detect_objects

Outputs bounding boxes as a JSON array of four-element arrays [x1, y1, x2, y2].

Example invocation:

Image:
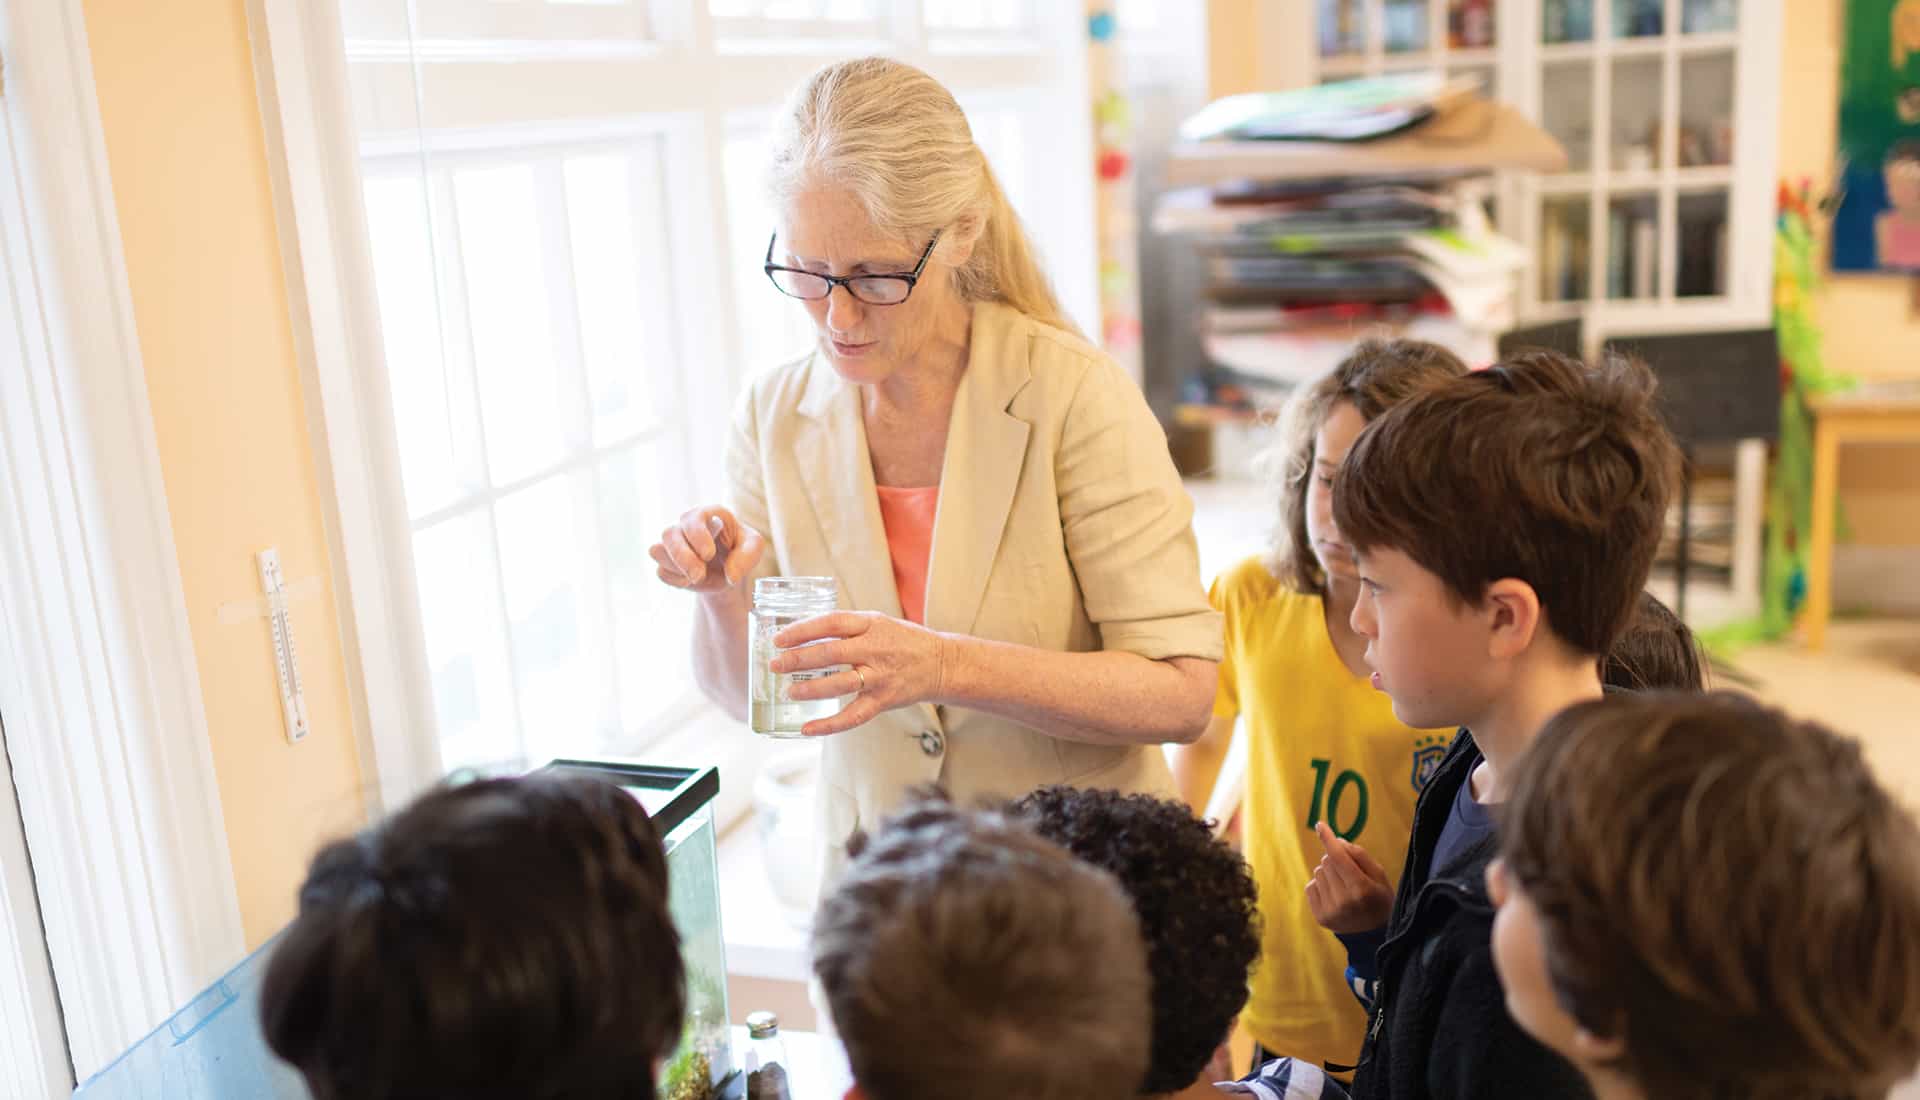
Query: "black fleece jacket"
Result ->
[[1347, 730, 1595, 1100]]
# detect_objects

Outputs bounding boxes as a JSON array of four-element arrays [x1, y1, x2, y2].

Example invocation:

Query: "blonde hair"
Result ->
[[767, 56, 1078, 336]]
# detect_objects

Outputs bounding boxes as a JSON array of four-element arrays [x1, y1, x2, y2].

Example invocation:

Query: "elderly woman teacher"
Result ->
[[650, 57, 1221, 847]]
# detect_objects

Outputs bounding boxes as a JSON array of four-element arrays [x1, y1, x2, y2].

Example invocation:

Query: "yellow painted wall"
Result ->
[[1778, 0, 1920, 547], [81, 0, 367, 947]]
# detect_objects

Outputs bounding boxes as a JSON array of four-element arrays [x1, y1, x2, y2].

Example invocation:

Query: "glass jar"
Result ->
[[748, 576, 842, 738], [742, 1010, 792, 1100]]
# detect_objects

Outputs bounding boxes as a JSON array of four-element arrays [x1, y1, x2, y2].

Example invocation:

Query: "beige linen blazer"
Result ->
[[726, 301, 1223, 859]]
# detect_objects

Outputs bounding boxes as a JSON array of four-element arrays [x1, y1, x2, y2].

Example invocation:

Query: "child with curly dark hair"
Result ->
[[1018, 786, 1348, 1100], [813, 790, 1155, 1100]]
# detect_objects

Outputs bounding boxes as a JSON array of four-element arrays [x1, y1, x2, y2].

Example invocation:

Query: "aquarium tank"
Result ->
[[75, 762, 735, 1100], [540, 760, 738, 1100]]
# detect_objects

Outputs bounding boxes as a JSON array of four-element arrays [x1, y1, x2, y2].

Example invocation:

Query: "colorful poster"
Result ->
[[1833, 0, 1920, 271]]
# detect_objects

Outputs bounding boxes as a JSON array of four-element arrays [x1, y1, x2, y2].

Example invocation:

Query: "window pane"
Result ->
[[1683, 0, 1736, 34], [1319, 0, 1365, 56], [1542, 61, 1594, 173], [1677, 191, 1729, 298], [564, 151, 667, 445], [1542, 0, 1593, 43], [411, 0, 650, 40], [453, 164, 568, 486], [365, 174, 464, 518], [496, 472, 615, 760], [1384, 0, 1429, 52], [1609, 57, 1664, 173], [1446, 0, 1495, 48], [1606, 193, 1659, 301], [1540, 197, 1591, 302], [1612, 0, 1662, 38], [925, 0, 1022, 29], [1679, 53, 1735, 167], [599, 437, 699, 736], [725, 122, 818, 373], [414, 510, 518, 770]]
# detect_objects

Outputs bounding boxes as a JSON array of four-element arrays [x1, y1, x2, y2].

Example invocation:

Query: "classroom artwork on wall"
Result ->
[[1832, 0, 1920, 273]]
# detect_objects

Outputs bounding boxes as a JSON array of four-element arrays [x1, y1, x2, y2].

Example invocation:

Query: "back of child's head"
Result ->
[[1015, 786, 1260, 1095], [813, 791, 1152, 1100], [1269, 337, 1469, 595], [1602, 590, 1707, 691], [259, 773, 683, 1100], [1333, 348, 1682, 657], [1500, 691, 1920, 1100]]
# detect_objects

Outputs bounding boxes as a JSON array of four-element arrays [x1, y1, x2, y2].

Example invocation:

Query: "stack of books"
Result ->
[[1155, 74, 1566, 414]]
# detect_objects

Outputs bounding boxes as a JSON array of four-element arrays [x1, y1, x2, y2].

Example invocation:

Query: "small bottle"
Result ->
[[748, 577, 841, 738], [743, 1011, 792, 1100]]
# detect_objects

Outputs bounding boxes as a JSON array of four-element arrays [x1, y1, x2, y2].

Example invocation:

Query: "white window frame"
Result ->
[[249, 0, 1098, 819], [0, 0, 246, 1086]]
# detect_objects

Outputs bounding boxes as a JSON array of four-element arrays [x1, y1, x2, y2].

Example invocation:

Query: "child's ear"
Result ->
[[843, 1085, 870, 1100], [1569, 1023, 1628, 1065], [1483, 578, 1542, 660]]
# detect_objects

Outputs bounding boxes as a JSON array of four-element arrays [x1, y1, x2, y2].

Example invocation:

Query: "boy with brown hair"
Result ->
[[812, 792, 1154, 1100], [1304, 348, 1681, 1100], [1491, 691, 1920, 1100]]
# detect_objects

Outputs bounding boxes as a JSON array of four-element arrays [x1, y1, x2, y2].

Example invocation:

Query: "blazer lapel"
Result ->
[[924, 303, 1032, 638], [792, 356, 904, 621]]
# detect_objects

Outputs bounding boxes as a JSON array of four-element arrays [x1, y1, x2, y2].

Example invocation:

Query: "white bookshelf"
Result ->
[[1278, 0, 1782, 623]]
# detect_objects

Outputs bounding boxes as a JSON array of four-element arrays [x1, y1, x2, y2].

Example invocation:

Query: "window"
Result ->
[[333, 1, 1097, 779]]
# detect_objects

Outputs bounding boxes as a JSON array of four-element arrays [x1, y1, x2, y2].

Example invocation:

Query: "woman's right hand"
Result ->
[[650, 506, 766, 596]]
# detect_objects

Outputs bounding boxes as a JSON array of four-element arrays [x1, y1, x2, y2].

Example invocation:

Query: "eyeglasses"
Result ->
[[763, 231, 941, 306]]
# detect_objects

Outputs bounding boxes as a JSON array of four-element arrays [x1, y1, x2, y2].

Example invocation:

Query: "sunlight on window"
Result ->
[[599, 435, 698, 734], [925, 0, 1022, 30], [725, 121, 818, 374], [364, 174, 462, 519], [495, 474, 606, 757], [453, 165, 567, 486], [711, 0, 875, 19], [414, 510, 519, 769], [563, 153, 659, 446]]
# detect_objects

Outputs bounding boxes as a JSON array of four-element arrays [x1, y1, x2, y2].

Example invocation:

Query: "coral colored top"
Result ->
[[874, 484, 939, 625]]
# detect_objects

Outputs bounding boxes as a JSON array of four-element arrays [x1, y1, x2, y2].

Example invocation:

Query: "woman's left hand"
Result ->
[[770, 611, 954, 736]]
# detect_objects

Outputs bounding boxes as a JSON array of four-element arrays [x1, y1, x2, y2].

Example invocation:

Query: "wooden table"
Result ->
[[1805, 390, 1920, 651]]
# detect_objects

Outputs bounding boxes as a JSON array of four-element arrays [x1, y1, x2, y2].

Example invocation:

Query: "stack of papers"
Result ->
[[1158, 79, 1563, 403]]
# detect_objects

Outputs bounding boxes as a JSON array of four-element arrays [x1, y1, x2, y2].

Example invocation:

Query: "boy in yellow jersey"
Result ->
[[1173, 340, 1466, 1077]]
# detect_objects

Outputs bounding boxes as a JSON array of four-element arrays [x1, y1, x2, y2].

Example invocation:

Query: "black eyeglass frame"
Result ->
[[762, 230, 942, 305]]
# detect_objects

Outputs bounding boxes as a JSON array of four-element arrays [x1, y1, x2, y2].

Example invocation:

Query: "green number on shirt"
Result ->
[[1306, 757, 1371, 841]]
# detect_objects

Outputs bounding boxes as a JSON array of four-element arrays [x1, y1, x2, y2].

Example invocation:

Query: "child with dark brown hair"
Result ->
[[258, 773, 685, 1100], [1601, 591, 1706, 691], [1172, 339, 1467, 1076], [1306, 347, 1682, 1100], [1491, 691, 1920, 1100]]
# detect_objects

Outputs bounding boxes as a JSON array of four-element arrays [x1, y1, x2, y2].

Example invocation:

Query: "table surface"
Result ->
[[1811, 382, 1920, 413]]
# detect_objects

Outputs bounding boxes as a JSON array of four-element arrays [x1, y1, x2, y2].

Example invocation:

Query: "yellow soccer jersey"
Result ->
[[1211, 555, 1450, 1072]]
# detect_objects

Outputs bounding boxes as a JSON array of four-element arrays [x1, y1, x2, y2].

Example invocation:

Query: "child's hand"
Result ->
[[1306, 822, 1394, 933]]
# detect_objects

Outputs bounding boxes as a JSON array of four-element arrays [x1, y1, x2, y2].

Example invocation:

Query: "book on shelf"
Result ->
[[1177, 73, 1482, 144]]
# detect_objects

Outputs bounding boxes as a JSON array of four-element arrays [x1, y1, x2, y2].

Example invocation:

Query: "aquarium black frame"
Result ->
[[535, 759, 720, 837]]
